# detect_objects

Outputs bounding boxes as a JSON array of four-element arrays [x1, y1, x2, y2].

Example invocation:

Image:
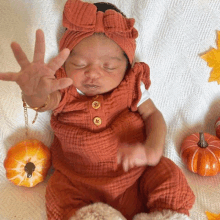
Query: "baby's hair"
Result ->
[[93, 2, 127, 17]]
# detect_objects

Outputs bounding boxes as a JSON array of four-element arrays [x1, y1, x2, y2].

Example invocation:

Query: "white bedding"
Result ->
[[0, 0, 220, 219]]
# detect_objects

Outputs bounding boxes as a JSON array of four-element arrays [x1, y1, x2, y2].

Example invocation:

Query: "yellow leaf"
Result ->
[[205, 211, 220, 220], [209, 68, 220, 84], [201, 31, 220, 84]]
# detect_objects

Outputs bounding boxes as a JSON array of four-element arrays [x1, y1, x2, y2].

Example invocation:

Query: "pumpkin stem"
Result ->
[[197, 132, 208, 148], [24, 162, 35, 178]]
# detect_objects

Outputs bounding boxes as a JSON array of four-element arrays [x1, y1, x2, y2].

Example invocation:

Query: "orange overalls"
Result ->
[[45, 62, 195, 220]]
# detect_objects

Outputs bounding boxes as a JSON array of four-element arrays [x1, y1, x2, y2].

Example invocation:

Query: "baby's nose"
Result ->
[[84, 65, 101, 79]]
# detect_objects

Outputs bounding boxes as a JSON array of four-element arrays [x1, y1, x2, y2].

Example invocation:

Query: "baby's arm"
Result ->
[[138, 98, 167, 165], [117, 99, 166, 172]]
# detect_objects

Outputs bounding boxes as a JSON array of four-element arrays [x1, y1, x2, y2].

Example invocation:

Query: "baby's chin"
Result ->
[[84, 89, 115, 97], [79, 88, 102, 97], [77, 83, 118, 97]]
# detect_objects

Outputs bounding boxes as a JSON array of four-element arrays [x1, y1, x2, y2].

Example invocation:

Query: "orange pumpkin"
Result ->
[[180, 132, 220, 176], [215, 117, 220, 139], [4, 139, 51, 187]]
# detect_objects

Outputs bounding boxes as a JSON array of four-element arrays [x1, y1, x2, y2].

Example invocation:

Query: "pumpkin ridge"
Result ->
[[183, 144, 198, 148], [9, 173, 25, 185], [36, 165, 48, 170], [208, 140, 220, 144], [208, 144, 220, 149], [205, 135, 210, 140], [7, 167, 23, 172], [215, 120, 220, 129], [33, 145, 42, 159], [192, 133, 199, 139], [180, 145, 198, 157], [198, 149, 219, 176], [184, 139, 198, 143], [204, 153, 207, 176], [34, 170, 43, 177], [197, 150, 207, 176], [206, 148, 219, 161], [34, 158, 48, 165], [191, 148, 199, 173], [13, 158, 26, 166], [184, 140, 198, 143]]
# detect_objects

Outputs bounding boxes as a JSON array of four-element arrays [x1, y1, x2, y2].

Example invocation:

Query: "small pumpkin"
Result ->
[[4, 139, 51, 187], [215, 117, 220, 139], [180, 132, 220, 176]]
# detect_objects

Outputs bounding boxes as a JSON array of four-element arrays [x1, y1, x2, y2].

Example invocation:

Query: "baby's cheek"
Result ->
[[67, 70, 81, 82], [104, 75, 122, 89]]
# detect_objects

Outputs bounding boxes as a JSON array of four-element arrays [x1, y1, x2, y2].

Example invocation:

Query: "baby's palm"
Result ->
[[0, 29, 72, 98]]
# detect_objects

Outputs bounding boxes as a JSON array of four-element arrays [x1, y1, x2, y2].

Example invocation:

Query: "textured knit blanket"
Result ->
[[0, 0, 220, 219]]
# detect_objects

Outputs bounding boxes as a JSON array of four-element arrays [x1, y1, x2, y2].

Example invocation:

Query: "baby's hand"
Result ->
[[117, 143, 148, 172], [0, 29, 72, 98]]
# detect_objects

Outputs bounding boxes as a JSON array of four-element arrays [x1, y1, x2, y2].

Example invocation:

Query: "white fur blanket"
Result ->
[[0, 0, 220, 219]]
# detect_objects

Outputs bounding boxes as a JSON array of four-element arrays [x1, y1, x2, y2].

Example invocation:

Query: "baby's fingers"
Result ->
[[129, 160, 135, 169], [117, 149, 125, 165], [47, 48, 70, 72], [122, 157, 129, 172], [11, 42, 30, 69], [0, 72, 18, 81], [50, 77, 73, 93], [33, 29, 45, 63]]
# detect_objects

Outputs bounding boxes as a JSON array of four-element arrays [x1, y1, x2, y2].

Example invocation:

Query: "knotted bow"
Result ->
[[59, 0, 138, 64]]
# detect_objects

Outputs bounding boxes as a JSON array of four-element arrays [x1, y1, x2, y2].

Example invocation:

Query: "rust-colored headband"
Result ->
[[59, 0, 138, 64]]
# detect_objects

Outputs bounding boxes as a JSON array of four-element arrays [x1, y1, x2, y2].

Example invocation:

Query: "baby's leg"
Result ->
[[45, 170, 92, 220], [139, 156, 195, 216]]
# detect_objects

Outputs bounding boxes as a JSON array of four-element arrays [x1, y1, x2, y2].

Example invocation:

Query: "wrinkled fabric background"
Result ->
[[0, 0, 220, 219]]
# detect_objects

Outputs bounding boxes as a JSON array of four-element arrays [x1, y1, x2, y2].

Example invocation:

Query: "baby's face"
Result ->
[[64, 33, 128, 96]]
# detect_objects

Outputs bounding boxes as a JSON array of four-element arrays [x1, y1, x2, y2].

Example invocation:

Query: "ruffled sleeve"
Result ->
[[127, 62, 151, 112]]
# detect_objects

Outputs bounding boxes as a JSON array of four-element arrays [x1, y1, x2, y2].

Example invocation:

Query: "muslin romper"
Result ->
[[45, 62, 195, 220]]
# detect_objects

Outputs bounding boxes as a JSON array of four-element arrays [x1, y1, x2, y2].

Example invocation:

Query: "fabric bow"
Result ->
[[63, 0, 138, 38]]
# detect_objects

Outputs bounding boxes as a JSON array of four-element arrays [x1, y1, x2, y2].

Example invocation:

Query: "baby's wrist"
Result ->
[[22, 92, 50, 111], [144, 145, 162, 166]]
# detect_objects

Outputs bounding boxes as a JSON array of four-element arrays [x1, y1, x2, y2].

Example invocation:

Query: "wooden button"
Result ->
[[92, 101, 101, 109], [93, 117, 102, 126]]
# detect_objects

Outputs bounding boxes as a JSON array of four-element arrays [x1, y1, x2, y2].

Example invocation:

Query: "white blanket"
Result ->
[[0, 0, 220, 219]]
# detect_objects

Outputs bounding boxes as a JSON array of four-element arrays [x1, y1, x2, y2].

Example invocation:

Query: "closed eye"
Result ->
[[72, 63, 85, 68], [104, 67, 117, 71]]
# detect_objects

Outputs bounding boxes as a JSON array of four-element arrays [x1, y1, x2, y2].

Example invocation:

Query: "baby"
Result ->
[[0, 0, 195, 219]]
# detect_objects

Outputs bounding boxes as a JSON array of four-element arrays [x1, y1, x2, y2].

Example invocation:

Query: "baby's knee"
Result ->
[[139, 156, 195, 202], [159, 156, 184, 178], [140, 156, 183, 185]]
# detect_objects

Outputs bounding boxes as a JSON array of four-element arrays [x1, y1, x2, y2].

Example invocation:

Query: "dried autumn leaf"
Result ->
[[201, 31, 220, 84], [205, 211, 220, 220]]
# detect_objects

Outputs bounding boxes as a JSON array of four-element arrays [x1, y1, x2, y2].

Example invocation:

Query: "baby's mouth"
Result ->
[[84, 84, 100, 89]]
